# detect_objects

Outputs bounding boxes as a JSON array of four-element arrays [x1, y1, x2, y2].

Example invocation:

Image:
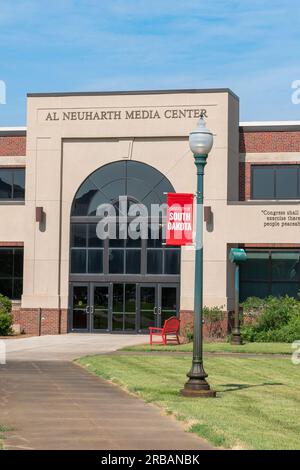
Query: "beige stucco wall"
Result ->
[[0, 155, 26, 245], [22, 90, 233, 310], [20, 89, 300, 314], [0, 205, 26, 241]]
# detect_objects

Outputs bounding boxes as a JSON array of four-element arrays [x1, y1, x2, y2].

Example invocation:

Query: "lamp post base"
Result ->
[[231, 332, 243, 345], [180, 378, 216, 398]]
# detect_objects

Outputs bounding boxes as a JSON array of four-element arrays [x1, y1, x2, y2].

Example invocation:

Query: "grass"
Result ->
[[78, 354, 300, 450], [121, 341, 292, 355], [0, 425, 10, 450]]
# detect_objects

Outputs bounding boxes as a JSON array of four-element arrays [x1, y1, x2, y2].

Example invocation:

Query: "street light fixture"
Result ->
[[181, 117, 216, 398], [229, 248, 247, 345]]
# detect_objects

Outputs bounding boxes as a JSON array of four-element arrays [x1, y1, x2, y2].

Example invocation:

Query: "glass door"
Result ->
[[91, 284, 110, 332], [158, 285, 179, 328], [71, 284, 89, 331], [139, 285, 158, 331], [112, 283, 137, 332], [137, 284, 179, 331]]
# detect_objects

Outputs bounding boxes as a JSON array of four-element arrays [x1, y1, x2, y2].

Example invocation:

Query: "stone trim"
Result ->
[[0, 241, 24, 247]]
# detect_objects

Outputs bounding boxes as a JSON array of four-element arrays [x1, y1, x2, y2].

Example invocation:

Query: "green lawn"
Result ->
[[0, 425, 9, 450], [78, 354, 300, 450], [121, 341, 292, 355]]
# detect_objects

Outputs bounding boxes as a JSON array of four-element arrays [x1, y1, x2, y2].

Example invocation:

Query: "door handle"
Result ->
[[153, 306, 157, 315], [158, 307, 161, 315], [85, 306, 90, 314], [90, 306, 94, 315]]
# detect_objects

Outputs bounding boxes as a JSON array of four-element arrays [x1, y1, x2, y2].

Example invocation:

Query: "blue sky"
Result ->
[[1, 0, 300, 125]]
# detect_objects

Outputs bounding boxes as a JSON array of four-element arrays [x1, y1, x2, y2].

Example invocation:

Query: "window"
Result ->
[[71, 160, 174, 216], [109, 223, 142, 274], [240, 251, 300, 301], [0, 168, 25, 200], [147, 227, 180, 275], [251, 165, 300, 200], [70, 224, 103, 273], [70, 161, 181, 278], [0, 248, 23, 299]]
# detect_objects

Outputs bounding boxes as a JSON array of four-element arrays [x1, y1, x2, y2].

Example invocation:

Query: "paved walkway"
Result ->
[[0, 334, 212, 450], [2, 333, 148, 361], [0, 361, 212, 450]]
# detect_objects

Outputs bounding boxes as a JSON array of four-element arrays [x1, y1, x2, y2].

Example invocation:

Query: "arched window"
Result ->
[[70, 161, 180, 277], [69, 161, 180, 333], [71, 160, 174, 216]]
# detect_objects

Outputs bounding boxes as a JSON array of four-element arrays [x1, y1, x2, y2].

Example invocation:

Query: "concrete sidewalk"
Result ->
[[2, 333, 148, 361], [0, 361, 212, 450]]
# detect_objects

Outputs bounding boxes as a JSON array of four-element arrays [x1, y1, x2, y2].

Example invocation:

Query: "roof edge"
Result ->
[[0, 127, 27, 136], [27, 87, 239, 100], [239, 121, 300, 132]]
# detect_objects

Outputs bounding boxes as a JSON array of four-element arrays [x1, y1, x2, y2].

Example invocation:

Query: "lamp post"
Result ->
[[229, 248, 247, 345], [181, 117, 216, 398]]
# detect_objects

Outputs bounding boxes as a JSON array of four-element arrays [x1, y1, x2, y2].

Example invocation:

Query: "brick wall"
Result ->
[[12, 306, 68, 335], [239, 130, 300, 153], [179, 310, 232, 339], [239, 162, 250, 200], [239, 129, 300, 201], [0, 136, 26, 156]]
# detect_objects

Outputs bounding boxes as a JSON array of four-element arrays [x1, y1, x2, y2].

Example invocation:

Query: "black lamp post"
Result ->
[[181, 117, 216, 398]]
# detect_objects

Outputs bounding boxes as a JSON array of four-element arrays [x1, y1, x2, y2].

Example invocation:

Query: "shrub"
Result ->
[[181, 319, 194, 342], [180, 306, 225, 342], [203, 306, 225, 339], [0, 294, 13, 336], [241, 296, 265, 322], [241, 295, 300, 343]]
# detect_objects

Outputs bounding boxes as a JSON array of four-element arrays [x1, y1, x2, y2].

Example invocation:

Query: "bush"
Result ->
[[203, 306, 225, 339], [241, 295, 300, 343], [181, 319, 194, 342], [241, 296, 265, 322], [180, 306, 225, 342], [0, 294, 13, 336]]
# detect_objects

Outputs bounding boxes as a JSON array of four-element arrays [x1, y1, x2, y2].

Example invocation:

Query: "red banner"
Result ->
[[166, 193, 194, 246]]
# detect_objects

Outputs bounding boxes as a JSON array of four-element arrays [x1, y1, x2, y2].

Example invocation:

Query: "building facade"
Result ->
[[1, 89, 300, 336]]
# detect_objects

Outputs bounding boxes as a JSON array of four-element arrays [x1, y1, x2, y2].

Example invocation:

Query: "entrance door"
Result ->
[[91, 284, 110, 332], [71, 283, 109, 332], [139, 285, 157, 330], [158, 285, 179, 327], [71, 284, 89, 331], [71, 282, 179, 333], [112, 283, 137, 332], [138, 284, 179, 331]]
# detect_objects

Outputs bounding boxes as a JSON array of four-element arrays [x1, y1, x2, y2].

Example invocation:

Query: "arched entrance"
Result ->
[[69, 160, 181, 333]]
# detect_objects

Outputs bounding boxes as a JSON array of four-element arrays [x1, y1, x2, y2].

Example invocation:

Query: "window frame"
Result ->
[[71, 160, 174, 216], [0, 167, 25, 201], [0, 247, 24, 300], [70, 223, 104, 274], [240, 249, 300, 301], [70, 219, 181, 279], [251, 164, 300, 200]]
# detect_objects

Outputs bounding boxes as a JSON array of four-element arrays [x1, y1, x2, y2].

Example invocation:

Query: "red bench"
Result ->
[[149, 316, 180, 345]]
